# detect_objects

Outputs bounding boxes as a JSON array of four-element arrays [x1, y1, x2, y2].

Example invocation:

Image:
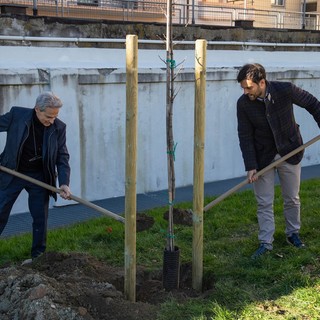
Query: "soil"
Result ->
[[163, 208, 193, 226], [0, 210, 212, 320]]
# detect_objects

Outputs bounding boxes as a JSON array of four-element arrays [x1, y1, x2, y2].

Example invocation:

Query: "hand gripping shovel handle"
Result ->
[[0, 165, 125, 224], [204, 134, 320, 212]]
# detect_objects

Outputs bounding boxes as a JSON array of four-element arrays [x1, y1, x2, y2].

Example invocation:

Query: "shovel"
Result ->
[[0, 165, 125, 224], [204, 134, 320, 212]]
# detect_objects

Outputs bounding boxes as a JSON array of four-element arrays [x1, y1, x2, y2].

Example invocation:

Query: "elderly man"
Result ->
[[0, 91, 71, 261]]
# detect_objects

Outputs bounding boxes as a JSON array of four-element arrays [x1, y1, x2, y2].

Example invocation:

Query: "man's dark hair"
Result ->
[[237, 63, 266, 84]]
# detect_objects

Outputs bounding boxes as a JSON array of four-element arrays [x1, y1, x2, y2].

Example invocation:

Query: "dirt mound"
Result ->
[[0, 251, 206, 320], [163, 208, 193, 226]]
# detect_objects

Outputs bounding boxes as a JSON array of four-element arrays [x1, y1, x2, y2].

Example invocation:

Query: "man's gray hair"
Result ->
[[35, 92, 63, 111]]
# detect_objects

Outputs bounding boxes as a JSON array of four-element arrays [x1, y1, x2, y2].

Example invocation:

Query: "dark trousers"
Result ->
[[0, 171, 49, 258]]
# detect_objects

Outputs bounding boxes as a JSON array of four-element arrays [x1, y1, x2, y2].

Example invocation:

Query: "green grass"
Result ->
[[2, 178, 320, 319]]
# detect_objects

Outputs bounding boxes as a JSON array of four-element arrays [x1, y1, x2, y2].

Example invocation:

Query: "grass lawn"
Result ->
[[1, 178, 320, 319]]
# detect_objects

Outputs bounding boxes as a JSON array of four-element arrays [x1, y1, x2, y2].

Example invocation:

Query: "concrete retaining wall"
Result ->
[[1, 18, 320, 213]]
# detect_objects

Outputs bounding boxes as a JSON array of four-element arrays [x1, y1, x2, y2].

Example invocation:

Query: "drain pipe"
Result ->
[[32, 0, 38, 16], [0, 35, 320, 49]]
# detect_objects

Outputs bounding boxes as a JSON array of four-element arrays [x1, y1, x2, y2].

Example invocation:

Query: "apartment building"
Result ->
[[196, 0, 320, 29], [1, 0, 319, 29]]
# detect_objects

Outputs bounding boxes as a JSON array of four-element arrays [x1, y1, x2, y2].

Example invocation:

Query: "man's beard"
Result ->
[[247, 94, 257, 100]]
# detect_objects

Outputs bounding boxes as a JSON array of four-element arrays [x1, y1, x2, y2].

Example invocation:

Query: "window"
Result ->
[[77, 0, 99, 6], [271, 0, 284, 6], [306, 3, 317, 12]]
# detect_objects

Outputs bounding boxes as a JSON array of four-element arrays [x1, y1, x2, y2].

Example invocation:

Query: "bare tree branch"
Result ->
[[195, 54, 204, 68]]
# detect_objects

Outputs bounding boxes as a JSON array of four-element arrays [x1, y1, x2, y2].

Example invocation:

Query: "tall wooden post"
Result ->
[[192, 39, 207, 291], [124, 34, 138, 302]]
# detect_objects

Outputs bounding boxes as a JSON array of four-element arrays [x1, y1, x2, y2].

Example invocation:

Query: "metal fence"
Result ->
[[0, 0, 319, 30]]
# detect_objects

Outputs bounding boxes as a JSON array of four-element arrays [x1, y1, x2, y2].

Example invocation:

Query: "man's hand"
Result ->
[[247, 169, 258, 183], [59, 185, 71, 200]]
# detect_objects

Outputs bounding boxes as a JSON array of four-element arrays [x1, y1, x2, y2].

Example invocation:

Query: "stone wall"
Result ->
[[1, 15, 320, 50]]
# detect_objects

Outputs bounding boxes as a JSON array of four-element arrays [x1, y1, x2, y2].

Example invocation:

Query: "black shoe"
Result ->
[[251, 243, 272, 260], [286, 233, 305, 248]]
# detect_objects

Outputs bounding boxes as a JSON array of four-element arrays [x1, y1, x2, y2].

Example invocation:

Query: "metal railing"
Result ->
[[1, 0, 319, 30]]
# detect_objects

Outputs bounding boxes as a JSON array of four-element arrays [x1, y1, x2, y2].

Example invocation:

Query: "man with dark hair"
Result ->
[[236, 63, 320, 259], [0, 91, 71, 262]]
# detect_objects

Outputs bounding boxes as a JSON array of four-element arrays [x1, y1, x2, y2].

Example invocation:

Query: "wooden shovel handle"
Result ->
[[204, 134, 320, 212], [0, 165, 125, 224]]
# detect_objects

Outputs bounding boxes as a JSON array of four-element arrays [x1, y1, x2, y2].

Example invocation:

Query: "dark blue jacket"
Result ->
[[237, 81, 320, 171], [0, 106, 70, 200]]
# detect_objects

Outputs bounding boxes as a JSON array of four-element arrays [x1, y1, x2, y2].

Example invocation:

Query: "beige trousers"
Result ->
[[253, 155, 301, 249]]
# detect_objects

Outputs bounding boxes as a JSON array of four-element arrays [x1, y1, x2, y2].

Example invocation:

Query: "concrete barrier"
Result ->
[[1, 45, 320, 214]]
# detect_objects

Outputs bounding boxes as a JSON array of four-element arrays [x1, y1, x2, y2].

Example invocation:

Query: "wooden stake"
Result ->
[[192, 39, 207, 291], [124, 34, 138, 302]]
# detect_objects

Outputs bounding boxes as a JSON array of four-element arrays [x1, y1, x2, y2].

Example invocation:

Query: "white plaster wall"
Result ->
[[0, 46, 320, 214]]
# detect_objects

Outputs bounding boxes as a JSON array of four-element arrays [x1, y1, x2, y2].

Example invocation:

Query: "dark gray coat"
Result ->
[[0, 106, 70, 200], [237, 81, 320, 171]]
